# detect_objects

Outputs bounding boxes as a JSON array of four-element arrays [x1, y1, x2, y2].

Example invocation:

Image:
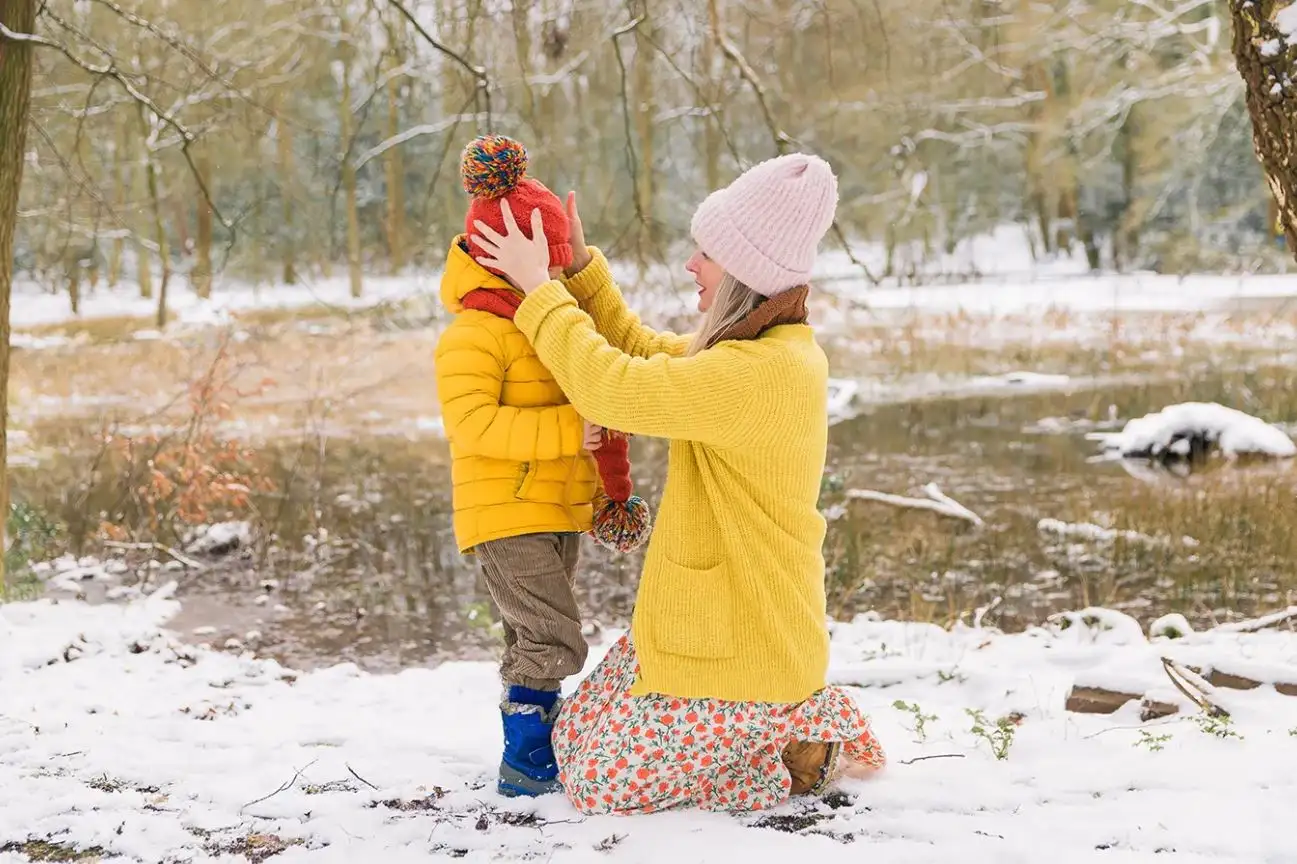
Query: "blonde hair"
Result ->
[[686, 272, 763, 356]]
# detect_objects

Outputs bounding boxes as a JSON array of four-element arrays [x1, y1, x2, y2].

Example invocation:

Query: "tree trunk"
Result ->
[[632, 5, 656, 257], [193, 150, 213, 299], [139, 108, 169, 319], [338, 17, 363, 299], [276, 97, 297, 285], [0, 0, 37, 589], [1230, 0, 1297, 257], [384, 58, 406, 274], [109, 125, 126, 287]]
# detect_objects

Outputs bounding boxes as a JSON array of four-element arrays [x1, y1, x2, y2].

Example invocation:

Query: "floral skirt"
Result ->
[[553, 634, 886, 815]]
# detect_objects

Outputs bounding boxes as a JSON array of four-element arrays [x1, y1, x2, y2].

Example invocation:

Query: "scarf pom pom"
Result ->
[[589, 494, 652, 553]]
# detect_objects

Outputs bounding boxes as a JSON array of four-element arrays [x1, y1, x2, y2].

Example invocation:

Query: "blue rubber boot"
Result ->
[[498, 686, 563, 798]]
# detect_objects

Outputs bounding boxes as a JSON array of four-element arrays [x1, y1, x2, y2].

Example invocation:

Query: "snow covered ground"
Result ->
[[2, 588, 1295, 863], [12, 226, 1296, 334]]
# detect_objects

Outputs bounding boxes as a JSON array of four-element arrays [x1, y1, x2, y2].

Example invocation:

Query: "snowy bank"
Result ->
[[1090, 402, 1297, 460], [2, 593, 1296, 862]]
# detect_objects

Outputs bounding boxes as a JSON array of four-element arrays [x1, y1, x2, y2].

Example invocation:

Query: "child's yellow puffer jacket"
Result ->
[[434, 237, 598, 552]]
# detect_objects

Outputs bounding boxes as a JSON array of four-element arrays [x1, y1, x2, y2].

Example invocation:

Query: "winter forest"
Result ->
[[3, 0, 1297, 861]]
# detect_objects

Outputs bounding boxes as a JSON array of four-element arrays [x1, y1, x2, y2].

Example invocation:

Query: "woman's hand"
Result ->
[[471, 201, 552, 295], [564, 191, 593, 277], [582, 420, 604, 452]]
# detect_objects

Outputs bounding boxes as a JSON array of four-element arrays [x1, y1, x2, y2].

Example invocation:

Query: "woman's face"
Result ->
[[685, 248, 725, 313]]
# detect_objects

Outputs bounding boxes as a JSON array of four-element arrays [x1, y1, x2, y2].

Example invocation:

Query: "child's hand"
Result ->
[[564, 191, 593, 277], [471, 201, 551, 294], [583, 420, 604, 452]]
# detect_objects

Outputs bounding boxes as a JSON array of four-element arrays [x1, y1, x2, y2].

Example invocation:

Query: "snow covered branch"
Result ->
[[845, 483, 985, 526]]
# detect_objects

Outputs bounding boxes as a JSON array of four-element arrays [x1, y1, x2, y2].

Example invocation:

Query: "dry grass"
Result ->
[[12, 315, 444, 440]]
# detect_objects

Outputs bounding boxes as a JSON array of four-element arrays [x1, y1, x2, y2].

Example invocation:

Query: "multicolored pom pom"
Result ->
[[590, 493, 653, 553], [461, 134, 529, 200]]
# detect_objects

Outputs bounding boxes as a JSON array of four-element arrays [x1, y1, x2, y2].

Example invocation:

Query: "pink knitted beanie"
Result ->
[[690, 153, 839, 298]]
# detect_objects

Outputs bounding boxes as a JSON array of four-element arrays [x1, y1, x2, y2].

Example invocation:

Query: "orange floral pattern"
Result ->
[[553, 635, 885, 815]]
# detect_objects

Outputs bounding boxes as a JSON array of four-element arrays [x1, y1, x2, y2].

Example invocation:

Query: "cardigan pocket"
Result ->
[[650, 558, 736, 660]]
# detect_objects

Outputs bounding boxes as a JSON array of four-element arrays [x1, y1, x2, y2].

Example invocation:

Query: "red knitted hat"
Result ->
[[461, 135, 572, 273]]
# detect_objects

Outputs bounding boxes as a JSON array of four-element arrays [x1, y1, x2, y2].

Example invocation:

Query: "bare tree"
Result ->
[[0, 0, 37, 588]]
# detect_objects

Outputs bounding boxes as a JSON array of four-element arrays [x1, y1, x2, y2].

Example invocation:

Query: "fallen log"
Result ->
[[1064, 685, 1179, 720], [1200, 667, 1297, 698], [845, 483, 984, 526]]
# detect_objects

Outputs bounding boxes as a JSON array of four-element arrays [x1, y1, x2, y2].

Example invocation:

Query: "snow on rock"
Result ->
[[1, 595, 1296, 861], [183, 521, 253, 556], [1046, 607, 1148, 646], [1088, 402, 1297, 460], [1149, 613, 1195, 640]]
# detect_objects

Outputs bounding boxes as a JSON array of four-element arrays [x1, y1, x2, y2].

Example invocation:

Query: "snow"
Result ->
[[11, 225, 1297, 338], [1149, 613, 1195, 640], [10, 272, 436, 330], [1278, 4, 1297, 38], [3, 592, 1297, 861], [184, 521, 253, 555], [1089, 402, 1297, 460], [1037, 518, 1199, 549], [1260, 37, 1283, 57]]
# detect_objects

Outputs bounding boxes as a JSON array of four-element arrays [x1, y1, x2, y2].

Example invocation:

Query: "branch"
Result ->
[[845, 483, 985, 526], [2, 19, 232, 235], [387, 0, 492, 128], [639, 28, 742, 165], [704, 1, 877, 285], [356, 114, 480, 170], [707, 0, 792, 152], [610, 15, 648, 232]]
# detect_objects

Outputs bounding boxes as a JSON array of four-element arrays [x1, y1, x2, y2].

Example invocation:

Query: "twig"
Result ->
[[706, 0, 792, 152], [610, 15, 647, 236], [240, 758, 319, 813], [355, 114, 478, 170], [845, 483, 985, 526], [387, 0, 491, 127], [101, 541, 207, 571], [702, 2, 877, 287], [1, 18, 231, 234], [1214, 606, 1297, 634], [346, 763, 379, 791], [899, 753, 966, 764], [1161, 657, 1229, 719]]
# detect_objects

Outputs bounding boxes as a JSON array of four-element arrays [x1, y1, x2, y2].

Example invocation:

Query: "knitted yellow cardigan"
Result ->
[[515, 250, 830, 703]]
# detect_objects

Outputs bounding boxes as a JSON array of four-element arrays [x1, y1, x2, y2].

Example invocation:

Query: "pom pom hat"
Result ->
[[457, 134, 651, 553], [461, 135, 572, 272], [690, 152, 838, 298]]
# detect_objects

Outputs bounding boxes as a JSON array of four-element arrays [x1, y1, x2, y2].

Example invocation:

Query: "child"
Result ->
[[434, 135, 602, 797]]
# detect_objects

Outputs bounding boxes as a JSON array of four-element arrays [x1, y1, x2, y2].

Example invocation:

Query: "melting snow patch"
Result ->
[[826, 378, 859, 425], [1088, 402, 1296, 459], [971, 371, 1071, 389], [184, 521, 253, 556], [1037, 518, 1199, 548]]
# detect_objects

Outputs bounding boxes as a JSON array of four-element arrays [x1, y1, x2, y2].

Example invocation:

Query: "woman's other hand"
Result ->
[[583, 420, 604, 452], [564, 191, 593, 277], [471, 201, 551, 294]]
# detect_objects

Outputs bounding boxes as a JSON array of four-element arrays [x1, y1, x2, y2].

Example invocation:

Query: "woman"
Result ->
[[470, 153, 886, 815]]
